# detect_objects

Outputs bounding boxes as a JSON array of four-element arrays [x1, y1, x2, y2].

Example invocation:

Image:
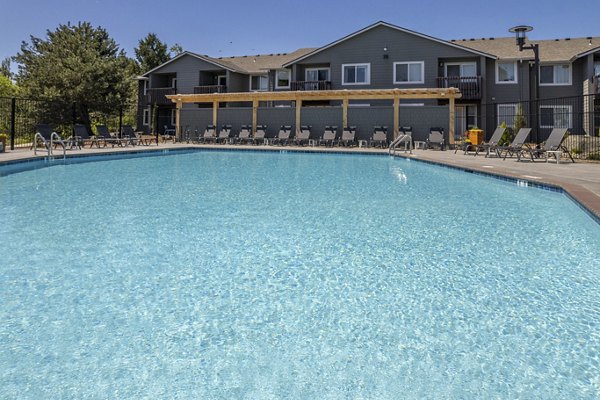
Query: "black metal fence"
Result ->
[[0, 97, 140, 150], [480, 94, 600, 160]]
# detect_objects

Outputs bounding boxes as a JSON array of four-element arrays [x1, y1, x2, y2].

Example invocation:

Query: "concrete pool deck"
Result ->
[[1, 143, 599, 220]]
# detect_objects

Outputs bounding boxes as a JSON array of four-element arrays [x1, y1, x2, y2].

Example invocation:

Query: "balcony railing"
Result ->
[[291, 80, 332, 91], [436, 76, 482, 100], [194, 85, 227, 94], [145, 87, 176, 105]]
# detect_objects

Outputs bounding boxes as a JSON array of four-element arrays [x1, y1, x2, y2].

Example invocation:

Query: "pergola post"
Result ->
[[342, 97, 349, 128], [295, 98, 302, 134], [212, 101, 219, 128], [175, 101, 182, 141], [449, 97, 455, 147], [393, 97, 400, 139], [252, 99, 258, 135]]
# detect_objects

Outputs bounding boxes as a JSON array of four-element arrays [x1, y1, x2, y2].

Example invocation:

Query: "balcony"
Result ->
[[194, 85, 227, 94], [145, 87, 176, 105], [291, 81, 332, 91], [436, 76, 482, 100]]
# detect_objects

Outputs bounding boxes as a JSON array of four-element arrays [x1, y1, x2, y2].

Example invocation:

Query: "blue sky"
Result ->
[[1, 0, 598, 66]]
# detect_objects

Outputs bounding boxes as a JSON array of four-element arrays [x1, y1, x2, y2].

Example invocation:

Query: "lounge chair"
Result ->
[[72, 124, 94, 148], [33, 124, 67, 155], [121, 125, 144, 146], [272, 125, 291, 145], [199, 125, 217, 144], [472, 126, 506, 157], [519, 128, 573, 163], [216, 124, 232, 144], [249, 125, 267, 145], [95, 125, 126, 147], [370, 126, 388, 148], [235, 125, 252, 144], [163, 125, 176, 143], [497, 128, 532, 160], [319, 126, 337, 147], [427, 128, 445, 150], [338, 126, 356, 147], [293, 125, 311, 146]]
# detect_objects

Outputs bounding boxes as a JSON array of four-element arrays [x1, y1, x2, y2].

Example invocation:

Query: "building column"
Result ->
[[295, 98, 302, 134], [252, 99, 259, 135], [342, 97, 349, 128], [175, 101, 182, 140]]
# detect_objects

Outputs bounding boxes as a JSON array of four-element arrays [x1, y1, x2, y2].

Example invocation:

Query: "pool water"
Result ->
[[1, 151, 599, 398]]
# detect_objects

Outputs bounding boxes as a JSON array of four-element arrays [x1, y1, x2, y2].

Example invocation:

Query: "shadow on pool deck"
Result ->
[[2, 143, 599, 220]]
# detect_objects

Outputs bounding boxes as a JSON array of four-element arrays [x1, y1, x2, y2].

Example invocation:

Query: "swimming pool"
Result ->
[[1, 151, 599, 398]]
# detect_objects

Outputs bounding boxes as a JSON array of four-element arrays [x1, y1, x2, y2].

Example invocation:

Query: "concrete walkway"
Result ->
[[1, 143, 599, 219]]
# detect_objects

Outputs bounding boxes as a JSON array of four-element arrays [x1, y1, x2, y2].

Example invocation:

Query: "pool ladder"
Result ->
[[33, 131, 66, 161], [389, 134, 413, 156]]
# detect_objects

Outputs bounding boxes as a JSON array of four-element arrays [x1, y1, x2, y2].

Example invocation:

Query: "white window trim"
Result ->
[[249, 75, 269, 91], [171, 77, 177, 88], [495, 61, 518, 84], [275, 69, 291, 89], [217, 75, 227, 86], [540, 105, 572, 129], [497, 103, 518, 128], [444, 62, 477, 77], [142, 107, 150, 126], [540, 63, 572, 86], [305, 67, 330, 81], [143, 80, 148, 95], [341, 63, 371, 85], [393, 61, 424, 84], [170, 109, 176, 126]]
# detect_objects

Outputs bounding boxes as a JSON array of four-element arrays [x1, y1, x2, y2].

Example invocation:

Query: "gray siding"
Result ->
[[149, 54, 229, 94], [293, 25, 485, 90]]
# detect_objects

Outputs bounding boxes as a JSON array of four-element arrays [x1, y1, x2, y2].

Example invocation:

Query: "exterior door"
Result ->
[[455, 105, 478, 139]]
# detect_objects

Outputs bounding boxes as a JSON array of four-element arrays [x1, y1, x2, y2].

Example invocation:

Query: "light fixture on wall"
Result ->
[[383, 46, 389, 59]]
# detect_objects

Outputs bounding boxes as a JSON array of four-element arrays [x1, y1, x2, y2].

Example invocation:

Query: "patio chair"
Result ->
[[121, 125, 151, 146], [96, 125, 126, 147], [519, 128, 573, 163], [472, 126, 506, 157], [338, 126, 356, 147], [370, 125, 388, 148], [162, 125, 176, 143], [72, 124, 94, 148], [497, 128, 532, 160], [427, 128, 445, 150], [249, 125, 267, 145], [319, 126, 338, 147], [216, 124, 232, 144], [272, 125, 292, 146], [293, 125, 311, 146], [199, 125, 217, 144], [235, 125, 252, 144], [33, 124, 67, 155]]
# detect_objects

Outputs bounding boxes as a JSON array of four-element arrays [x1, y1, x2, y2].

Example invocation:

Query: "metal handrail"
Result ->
[[389, 134, 413, 155], [50, 132, 66, 159]]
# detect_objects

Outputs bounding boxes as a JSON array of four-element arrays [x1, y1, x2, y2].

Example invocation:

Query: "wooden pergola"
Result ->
[[166, 88, 462, 143]]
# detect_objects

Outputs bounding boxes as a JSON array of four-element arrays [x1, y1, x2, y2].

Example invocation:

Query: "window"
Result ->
[[305, 68, 330, 81], [594, 62, 600, 77], [275, 69, 290, 89], [342, 63, 370, 85], [496, 61, 517, 83], [497, 103, 518, 127], [445, 62, 476, 77], [170, 109, 176, 126], [143, 80, 148, 95], [142, 108, 150, 126], [540, 64, 571, 85], [393, 62, 424, 84], [250, 75, 268, 91], [540, 105, 572, 128]]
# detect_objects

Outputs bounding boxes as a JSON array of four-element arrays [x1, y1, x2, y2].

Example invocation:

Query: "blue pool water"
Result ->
[[1, 151, 599, 398]]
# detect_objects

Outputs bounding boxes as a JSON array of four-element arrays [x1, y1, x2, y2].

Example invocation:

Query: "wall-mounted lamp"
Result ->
[[383, 46, 389, 59]]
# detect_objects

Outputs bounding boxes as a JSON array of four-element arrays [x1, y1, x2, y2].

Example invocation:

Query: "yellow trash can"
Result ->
[[468, 129, 484, 145]]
